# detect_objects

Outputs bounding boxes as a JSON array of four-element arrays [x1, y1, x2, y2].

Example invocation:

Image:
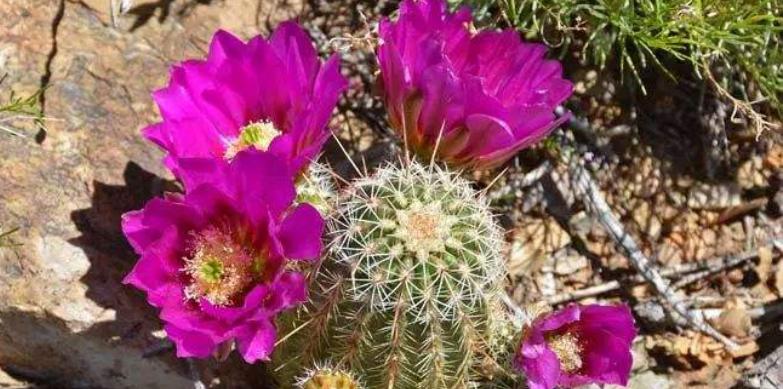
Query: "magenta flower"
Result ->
[[513, 304, 636, 389], [377, 0, 573, 170], [122, 149, 324, 363], [144, 24, 347, 180]]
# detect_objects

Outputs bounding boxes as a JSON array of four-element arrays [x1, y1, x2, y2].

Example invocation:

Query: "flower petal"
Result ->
[[230, 149, 295, 218], [278, 203, 324, 261], [234, 318, 276, 363], [517, 342, 562, 389], [165, 324, 220, 359]]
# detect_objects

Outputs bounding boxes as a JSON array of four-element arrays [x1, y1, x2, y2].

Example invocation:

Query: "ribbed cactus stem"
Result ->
[[275, 161, 511, 388]]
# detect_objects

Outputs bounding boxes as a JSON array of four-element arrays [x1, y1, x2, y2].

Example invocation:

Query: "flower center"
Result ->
[[224, 120, 280, 160], [394, 201, 455, 261], [183, 227, 263, 306], [545, 331, 583, 373]]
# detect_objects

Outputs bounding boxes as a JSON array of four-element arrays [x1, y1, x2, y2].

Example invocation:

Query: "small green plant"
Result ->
[[275, 161, 512, 388], [452, 0, 783, 133], [0, 74, 46, 137], [0, 227, 21, 248]]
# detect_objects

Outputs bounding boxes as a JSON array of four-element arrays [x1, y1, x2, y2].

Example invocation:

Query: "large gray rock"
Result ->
[[0, 0, 297, 386]]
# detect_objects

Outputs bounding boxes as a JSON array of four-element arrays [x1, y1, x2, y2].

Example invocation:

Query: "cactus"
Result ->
[[297, 365, 362, 389], [275, 161, 511, 388], [296, 161, 337, 215]]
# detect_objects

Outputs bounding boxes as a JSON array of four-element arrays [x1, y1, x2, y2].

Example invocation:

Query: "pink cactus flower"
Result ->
[[144, 24, 347, 181], [122, 150, 324, 363], [377, 0, 573, 170], [513, 304, 637, 389]]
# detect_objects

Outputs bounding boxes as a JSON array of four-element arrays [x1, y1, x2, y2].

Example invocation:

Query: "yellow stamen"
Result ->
[[546, 332, 583, 373], [183, 228, 264, 306]]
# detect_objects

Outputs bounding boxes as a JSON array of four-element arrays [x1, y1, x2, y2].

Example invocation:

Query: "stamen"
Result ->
[[546, 331, 583, 373], [225, 120, 280, 159], [182, 227, 263, 306]]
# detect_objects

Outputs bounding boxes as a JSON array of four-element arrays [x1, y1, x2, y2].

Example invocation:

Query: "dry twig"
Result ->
[[501, 291, 528, 328], [742, 343, 783, 388], [671, 250, 766, 289], [567, 158, 740, 350], [547, 248, 766, 304], [488, 161, 552, 202]]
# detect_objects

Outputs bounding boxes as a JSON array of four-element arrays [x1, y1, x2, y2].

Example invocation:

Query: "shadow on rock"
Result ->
[[126, 0, 215, 32], [66, 162, 270, 387], [0, 307, 193, 388], [69, 162, 177, 354]]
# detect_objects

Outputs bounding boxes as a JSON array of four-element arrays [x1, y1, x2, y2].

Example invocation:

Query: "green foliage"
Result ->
[[275, 162, 513, 388], [0, 74, 46, 137], [452, 0, 783, 129]]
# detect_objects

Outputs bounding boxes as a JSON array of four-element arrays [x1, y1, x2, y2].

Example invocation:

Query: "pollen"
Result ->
[[546, 331, 584, 373], [225, 120, 280, 159], [183, 227, 263, 306]]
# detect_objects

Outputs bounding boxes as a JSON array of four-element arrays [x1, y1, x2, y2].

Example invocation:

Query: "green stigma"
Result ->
[[199, 259, 224, 283], [225, 120, 280, 159], [183, 227, 262, 306]]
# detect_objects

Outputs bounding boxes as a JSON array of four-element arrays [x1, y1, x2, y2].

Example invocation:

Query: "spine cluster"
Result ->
[[276, 162, 511, 388]]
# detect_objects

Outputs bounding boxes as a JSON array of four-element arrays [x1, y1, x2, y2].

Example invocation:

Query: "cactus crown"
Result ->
[[333, 161, 504, 320], [297, 365, 362, 389], [275, 161, 511, 388]]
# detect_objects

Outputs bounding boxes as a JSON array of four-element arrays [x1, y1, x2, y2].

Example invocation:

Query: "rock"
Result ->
[[631, 200, 662, 241], [737, 156, 768, 190], [0, 367, 29, 388], [687, 182, 742, 210], [625, 371, 673, 389], [507, 217, 572, 278], [713, 307, 752, 338], [0, 0, 297, 386], [771, 188, 783, 217], [549, 248, 589, 276]]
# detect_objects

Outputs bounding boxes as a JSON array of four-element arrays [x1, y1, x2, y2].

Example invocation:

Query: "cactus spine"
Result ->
[[296, 161, 337, 215], [276, 161, 510, 388]]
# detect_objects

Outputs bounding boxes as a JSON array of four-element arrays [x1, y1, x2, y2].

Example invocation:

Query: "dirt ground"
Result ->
[[0, 0, 781, 388]]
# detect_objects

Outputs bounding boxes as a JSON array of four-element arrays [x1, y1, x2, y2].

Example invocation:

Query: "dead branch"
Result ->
[[696, 299, 783, 321], [671, 250, 767, 289], [547, 248, 765, 304], [742, 343, 783, 388], [567, 158, 740, 350], [501, 291, 528, 328], [489, 161, 552, 202]]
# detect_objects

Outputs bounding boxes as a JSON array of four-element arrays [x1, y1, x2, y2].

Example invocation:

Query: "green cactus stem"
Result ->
[[275, 161, 511, 388]]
